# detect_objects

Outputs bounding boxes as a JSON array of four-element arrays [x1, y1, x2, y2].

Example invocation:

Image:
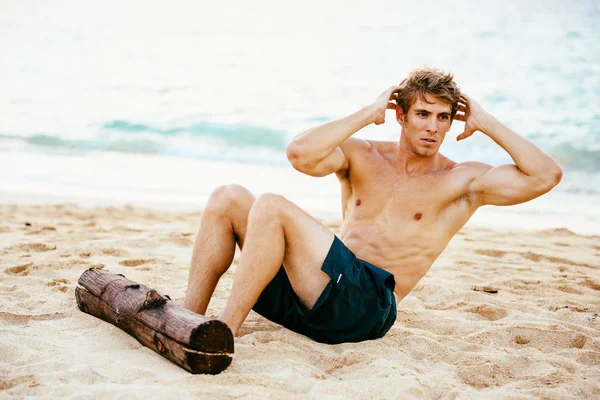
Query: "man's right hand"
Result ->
[[371, 86, 402, 125], [287, 85, 402, 177]]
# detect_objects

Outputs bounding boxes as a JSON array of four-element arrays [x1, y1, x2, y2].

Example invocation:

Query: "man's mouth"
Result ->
[[421, 138, 436, 144]]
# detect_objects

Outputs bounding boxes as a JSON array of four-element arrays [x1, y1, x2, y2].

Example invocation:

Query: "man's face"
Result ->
[[396, 93, 453, 157]]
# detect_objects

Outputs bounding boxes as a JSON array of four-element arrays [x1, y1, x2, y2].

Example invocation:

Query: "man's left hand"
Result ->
[[454, 93, 491, 141]]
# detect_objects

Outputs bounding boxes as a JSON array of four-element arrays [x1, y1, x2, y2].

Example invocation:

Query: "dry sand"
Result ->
[[1, 204, 599, 399]]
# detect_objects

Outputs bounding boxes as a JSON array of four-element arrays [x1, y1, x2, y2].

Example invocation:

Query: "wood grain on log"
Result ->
[[75, 268, 234, 374]]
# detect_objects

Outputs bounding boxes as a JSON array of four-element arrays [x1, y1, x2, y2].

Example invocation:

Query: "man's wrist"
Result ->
[[360, 104, 379, 125], [476, 112, 498, 136]]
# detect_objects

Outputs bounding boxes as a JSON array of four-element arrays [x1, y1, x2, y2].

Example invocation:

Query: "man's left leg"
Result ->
[[218, 193, 335, 335]]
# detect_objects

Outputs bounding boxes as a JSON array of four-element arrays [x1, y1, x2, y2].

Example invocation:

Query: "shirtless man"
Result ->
[[182, 68, 563, 344]]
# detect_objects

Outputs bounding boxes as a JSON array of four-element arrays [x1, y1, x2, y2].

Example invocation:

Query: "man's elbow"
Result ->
[[286, 141, 313, 173], [552, 164, 563, 185], [539, 163, 563, 192], [286, 141, 304, 169], [548, 162, 563, 186]]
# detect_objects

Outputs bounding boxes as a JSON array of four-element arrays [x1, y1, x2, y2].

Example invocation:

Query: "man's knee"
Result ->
[[249, 193, 289, 221], [204, 184, 254, 217]]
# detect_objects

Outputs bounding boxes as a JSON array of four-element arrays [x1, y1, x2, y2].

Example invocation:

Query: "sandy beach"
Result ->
[[2, 0, 599, 398], [1, 203, 599, 399]]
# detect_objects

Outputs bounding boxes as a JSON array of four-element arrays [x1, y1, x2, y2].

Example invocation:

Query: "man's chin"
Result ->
[[413, 147, 438, 157]]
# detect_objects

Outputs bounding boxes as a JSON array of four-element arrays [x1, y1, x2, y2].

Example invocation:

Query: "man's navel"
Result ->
[[356, 199, 362, 206], [414, 212, 422, 221]]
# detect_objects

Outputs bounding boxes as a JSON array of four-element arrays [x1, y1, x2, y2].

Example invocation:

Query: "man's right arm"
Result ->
[[286, 86, 401, 177]]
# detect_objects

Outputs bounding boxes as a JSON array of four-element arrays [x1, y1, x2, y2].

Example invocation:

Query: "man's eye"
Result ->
[[440, 115, 449, 120]]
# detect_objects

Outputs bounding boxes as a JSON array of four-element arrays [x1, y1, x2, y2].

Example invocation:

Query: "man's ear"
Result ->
[[396, 107, 405, 125]]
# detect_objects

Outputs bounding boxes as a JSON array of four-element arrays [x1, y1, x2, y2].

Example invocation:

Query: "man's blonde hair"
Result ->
[[396, 68, 461, 119]]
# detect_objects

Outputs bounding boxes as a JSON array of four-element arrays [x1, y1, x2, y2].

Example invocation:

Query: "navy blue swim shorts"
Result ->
[[252, 236, 397, 344]]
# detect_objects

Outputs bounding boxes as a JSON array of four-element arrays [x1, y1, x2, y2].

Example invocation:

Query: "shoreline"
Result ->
[[1, 150, 598, 235]]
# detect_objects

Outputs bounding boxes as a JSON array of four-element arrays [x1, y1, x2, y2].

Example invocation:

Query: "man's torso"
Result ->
[[336, 139, 481, 301]]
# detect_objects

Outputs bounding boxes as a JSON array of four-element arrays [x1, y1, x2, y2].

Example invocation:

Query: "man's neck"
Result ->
[[393, 140, 444, 177]]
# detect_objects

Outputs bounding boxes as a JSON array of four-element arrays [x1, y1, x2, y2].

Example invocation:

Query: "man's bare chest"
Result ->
[[347, 174, 454, 223]]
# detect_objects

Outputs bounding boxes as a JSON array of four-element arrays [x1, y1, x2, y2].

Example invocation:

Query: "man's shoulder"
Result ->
[[364, 139, 396, 149], [336, 139, 387, 180], [450, 160, 493, 176], [339, 137, 373, 153], [341, 138, 398, 157], [443, 161, 495, 205]]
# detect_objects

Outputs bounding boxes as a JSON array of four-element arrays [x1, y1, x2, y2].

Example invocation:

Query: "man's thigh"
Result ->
[[273, 196, 335, 310]]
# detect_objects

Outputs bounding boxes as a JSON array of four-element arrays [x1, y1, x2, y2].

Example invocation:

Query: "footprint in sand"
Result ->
[[514, 335, 531, 344], [3, 243, 56, 254], [323, 351, 370, 375], [474, 249, 507, 258], [519, 251, 590, 267], [582, 279, 600, 291], [467, 304, 508, 321], [521, 251, 542, 262], [556, 284, 584, 295], [47, 278, 69, 293], [25, 226, 57, 235], [470, 326, 590, 350], [119, 258, 157, 267], [101, 248, 129, 257], [0, 311, 71, 326], [5, 260, 101, 276], [548, 304, 590, 313], [577, 351, 600, 366], [164, 236, 193, 247], [4, 263, 33, 276], [570, 334, 588, 349], [456, 360, 516, 389]]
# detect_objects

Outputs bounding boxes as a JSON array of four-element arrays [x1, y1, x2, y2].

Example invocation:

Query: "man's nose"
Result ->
[[426, 118, 438, 133]]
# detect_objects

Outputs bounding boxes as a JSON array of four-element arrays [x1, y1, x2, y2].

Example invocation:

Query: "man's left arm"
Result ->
[[456, 94, 563, 206]]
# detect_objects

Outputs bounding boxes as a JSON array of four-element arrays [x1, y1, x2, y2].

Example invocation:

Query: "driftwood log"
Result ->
[[75, 268, 234, 374]]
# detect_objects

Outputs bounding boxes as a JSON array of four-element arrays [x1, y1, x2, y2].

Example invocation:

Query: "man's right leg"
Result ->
[[182, 184, 255, 315]]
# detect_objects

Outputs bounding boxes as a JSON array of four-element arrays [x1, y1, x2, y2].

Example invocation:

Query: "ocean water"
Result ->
[[1, 0, 599, 232]]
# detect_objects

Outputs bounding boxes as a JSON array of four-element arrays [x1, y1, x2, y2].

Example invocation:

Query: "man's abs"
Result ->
[[338, 218, 447, 300]]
